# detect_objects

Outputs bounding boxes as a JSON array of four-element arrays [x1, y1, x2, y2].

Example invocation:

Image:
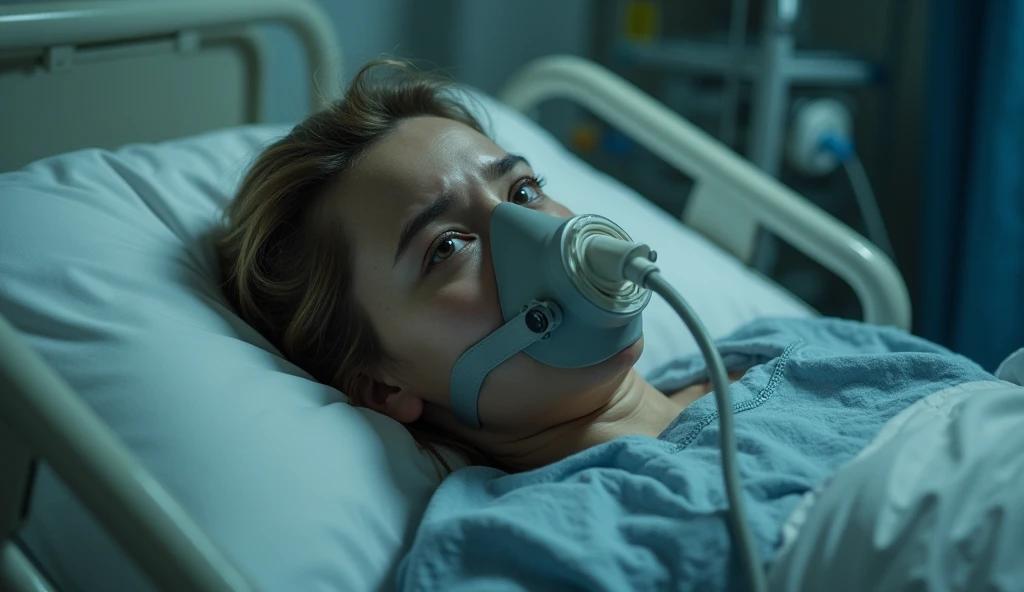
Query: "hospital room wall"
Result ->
[[259, 0, 593, 130]]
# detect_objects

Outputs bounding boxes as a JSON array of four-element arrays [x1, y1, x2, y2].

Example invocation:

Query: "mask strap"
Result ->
[[449, 300, 562, 429]]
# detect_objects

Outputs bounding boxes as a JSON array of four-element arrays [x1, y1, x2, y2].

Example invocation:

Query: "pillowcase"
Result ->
[[0, 96, 809, 592]]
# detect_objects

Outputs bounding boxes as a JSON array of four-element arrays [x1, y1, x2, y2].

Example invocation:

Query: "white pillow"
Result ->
[[0, 98, 809, 592], [996, 348, 1024, 385]]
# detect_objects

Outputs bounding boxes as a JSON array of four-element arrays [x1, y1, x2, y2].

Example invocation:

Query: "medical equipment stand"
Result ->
[[612, 0, 878, 272]]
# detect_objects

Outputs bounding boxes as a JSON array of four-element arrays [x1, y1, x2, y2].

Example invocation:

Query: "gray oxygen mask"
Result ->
[[449, 202, 654, 428], [452, 205, 769, 592]]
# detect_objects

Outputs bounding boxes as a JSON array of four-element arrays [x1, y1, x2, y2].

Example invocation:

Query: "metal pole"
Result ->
[[748, 0, 799, 272]]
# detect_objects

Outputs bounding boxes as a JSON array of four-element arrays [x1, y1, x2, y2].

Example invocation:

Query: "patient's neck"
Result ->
[[487, 369, 686, 472]]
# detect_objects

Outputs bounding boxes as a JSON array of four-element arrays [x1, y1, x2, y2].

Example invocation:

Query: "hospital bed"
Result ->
[[0, 1, 910, 590]]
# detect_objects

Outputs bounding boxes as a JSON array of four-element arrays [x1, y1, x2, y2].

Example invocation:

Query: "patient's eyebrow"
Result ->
[[393, 191, 457, 267], [484, 154, 529, 181], [391, 154, 530, 268]]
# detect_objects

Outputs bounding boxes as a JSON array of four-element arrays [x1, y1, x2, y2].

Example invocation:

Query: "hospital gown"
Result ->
[[396, 317, 996, 591]]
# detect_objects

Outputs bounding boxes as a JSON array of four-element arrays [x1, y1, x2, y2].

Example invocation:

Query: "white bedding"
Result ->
[[769, 378, 1024, 591], [0, 94, 810, 591]]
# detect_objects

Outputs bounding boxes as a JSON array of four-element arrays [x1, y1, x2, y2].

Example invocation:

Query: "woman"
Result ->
[[219, 61, 1024, 591], [217, 58, 729, 472]]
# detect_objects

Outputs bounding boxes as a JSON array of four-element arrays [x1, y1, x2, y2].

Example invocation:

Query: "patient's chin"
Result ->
[[594, 335, 644, 375], [620, 335, 644, 363]]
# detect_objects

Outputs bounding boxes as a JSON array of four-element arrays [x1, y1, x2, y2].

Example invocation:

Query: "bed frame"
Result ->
[[0, 2, 910, 591]]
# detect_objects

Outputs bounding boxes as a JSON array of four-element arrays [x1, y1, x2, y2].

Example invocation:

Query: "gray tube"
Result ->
[[644, 272, 768, 592]]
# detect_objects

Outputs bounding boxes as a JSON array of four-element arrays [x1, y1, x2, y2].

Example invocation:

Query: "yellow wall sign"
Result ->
[[624, 0, 660, 43]]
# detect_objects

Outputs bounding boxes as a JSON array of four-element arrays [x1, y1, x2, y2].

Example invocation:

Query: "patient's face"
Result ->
[[332, 116, 643, 436]]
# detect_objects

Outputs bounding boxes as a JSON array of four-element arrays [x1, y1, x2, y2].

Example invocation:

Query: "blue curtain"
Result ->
[[921, 0, 1024, 370]]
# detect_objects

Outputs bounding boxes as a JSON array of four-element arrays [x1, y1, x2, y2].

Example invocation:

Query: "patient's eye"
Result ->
[[427, 233, 469, 269], [510, 176, 546, 205]]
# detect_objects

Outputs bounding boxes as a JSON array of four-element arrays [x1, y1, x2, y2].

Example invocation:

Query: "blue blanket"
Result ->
[[397, 318, 994, 591]]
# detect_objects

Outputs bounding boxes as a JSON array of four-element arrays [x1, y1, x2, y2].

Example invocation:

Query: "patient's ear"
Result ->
[[353, 372, 424, 424]]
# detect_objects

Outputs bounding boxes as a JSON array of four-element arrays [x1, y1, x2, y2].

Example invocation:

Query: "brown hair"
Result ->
[[217, 59, 485, 473]]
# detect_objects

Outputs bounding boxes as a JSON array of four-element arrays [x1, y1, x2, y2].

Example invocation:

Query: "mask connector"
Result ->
[[449, 300, 562, 429]]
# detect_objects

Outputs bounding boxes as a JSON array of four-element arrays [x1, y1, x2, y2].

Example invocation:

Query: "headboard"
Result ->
[[0, 0, 341, 172], [0, 2, 342, 591]]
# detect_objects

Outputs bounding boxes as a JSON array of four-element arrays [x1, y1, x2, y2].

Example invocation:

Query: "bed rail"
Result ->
[[0, 0, 341, 113], [0, 3, 343, 590], [499, 55, 911, 331], [0, 314, 255, 592]]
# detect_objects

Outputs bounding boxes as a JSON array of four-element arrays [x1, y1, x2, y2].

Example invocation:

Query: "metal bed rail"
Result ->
[[0, 0, 341, 113], [0, 2, 340, 590], [0, 312, 256, 592], [499, 55, 911, 331]]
